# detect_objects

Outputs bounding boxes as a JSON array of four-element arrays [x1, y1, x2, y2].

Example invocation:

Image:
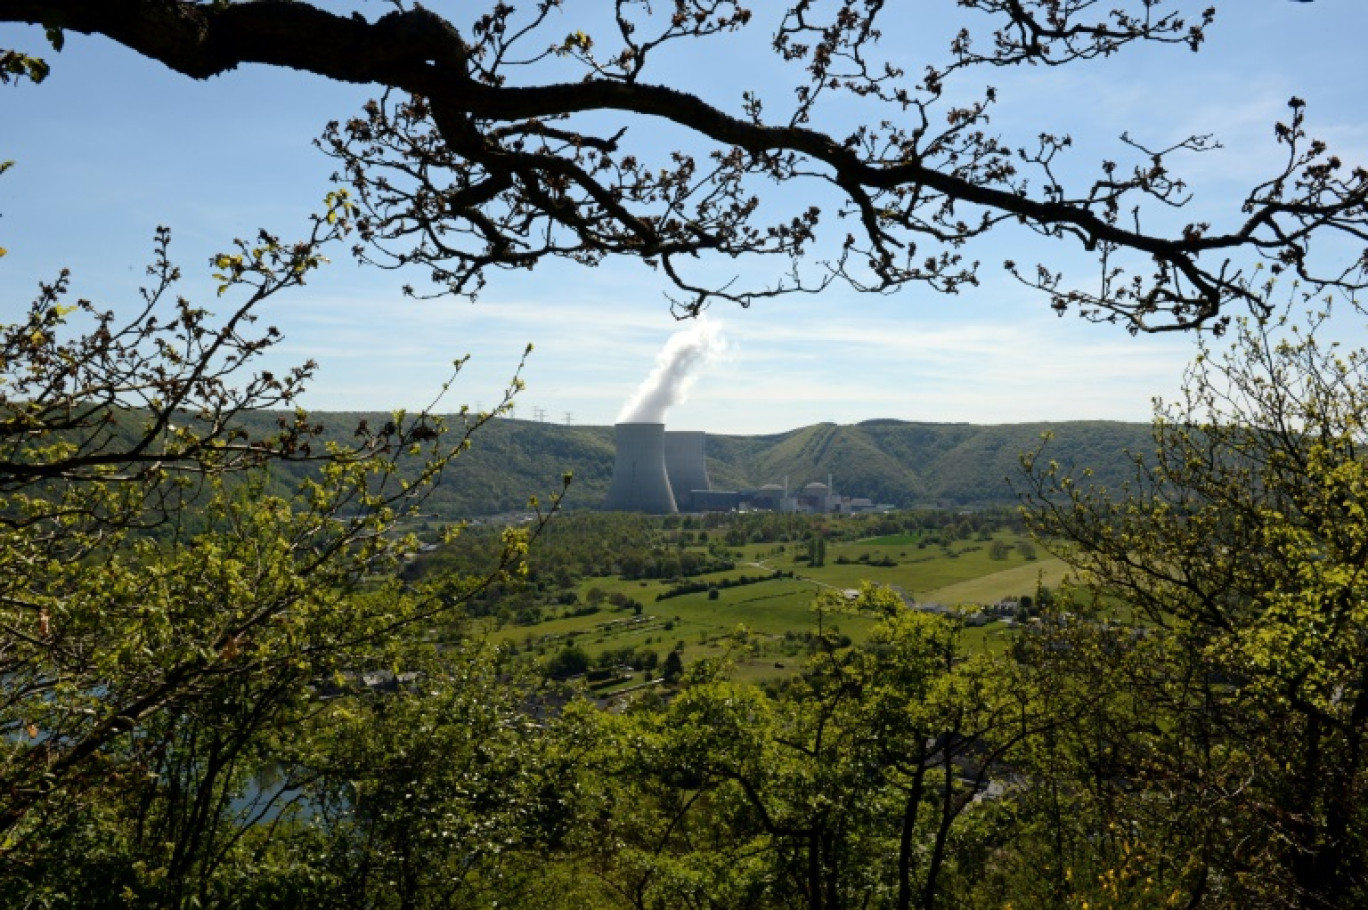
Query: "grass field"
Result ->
[[918, 559, 1069, 605], [488, 531, 1062, 682], [747, 532, 1060, 604]]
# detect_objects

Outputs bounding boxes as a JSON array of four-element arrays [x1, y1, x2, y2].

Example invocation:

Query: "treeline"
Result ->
[[655, 569, 790, 601], [715, 505, 1027, 547]]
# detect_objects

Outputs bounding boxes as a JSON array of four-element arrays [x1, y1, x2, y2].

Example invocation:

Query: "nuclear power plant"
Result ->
[[601, 423, 681, 514], [601, 424, 719, 514], [599, 423, 881, 515], [601, 316, 728, 513], [598, 319, 881, 515]]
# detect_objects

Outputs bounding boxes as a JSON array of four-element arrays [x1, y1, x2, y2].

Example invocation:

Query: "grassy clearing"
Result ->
[[959, 622, 1017, 655], [917, 558, 1069, 605], [663, 578, 825, 635], [781, 533, 1049, 598]]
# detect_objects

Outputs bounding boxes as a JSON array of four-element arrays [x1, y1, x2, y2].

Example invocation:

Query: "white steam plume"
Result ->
[[616, 317, 726, 424]]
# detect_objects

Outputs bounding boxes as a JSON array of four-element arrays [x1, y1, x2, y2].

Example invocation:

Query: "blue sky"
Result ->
[[2, 1, 1365, 434]]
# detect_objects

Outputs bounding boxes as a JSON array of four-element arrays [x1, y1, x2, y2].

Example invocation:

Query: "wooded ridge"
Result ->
[[236, 411, 1154, 516]]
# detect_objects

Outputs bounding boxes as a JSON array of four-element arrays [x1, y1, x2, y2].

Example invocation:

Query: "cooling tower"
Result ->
[[664, 431, 710, 511], [602, 423, 678, 514]]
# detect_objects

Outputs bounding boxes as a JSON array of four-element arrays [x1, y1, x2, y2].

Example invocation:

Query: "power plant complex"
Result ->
[[601, 320, 881, 514], [601, 422, 879, 515], [603, 424, 713, 514]]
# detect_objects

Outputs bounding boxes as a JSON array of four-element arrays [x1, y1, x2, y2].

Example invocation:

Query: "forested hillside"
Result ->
[[707, 419, 1152, 508], [248, 412, 1154, 516]]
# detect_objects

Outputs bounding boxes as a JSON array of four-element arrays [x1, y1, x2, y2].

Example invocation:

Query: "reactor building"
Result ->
[[602, 424, 715, 514]]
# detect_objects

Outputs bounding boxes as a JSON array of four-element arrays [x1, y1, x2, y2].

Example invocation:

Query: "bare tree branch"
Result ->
[[4, 0, 1365, 331]]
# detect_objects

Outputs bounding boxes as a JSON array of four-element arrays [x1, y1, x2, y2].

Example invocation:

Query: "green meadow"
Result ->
[[489, 530, 1064, 682]]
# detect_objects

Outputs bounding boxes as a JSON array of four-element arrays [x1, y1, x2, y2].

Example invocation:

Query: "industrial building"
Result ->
[[601, 423, 882, 515], [601, 424, 721, 514], [663, 431, 710, 511], [601, 422, 679, 514]]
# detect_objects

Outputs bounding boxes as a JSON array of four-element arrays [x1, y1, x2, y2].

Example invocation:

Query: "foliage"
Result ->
[[1022, 307, 1368, 908], [0, 212, 553, 904], [273, 643, 578, 910], [547, 644, 592, 680], [655, 570, 778, 602], [571, 586, 1037, 910]]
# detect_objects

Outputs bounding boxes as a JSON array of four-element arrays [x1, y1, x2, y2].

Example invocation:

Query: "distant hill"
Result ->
[[707, 419, 1152, 509], [249, 413, 1155, 518]]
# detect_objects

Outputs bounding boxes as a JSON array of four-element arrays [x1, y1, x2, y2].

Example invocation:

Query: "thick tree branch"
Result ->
[[5, 0, 1367, 331]]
